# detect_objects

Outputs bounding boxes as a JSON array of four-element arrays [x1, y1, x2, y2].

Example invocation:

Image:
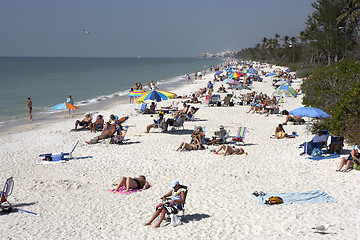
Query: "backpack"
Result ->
[[265, 196, 284, 205]]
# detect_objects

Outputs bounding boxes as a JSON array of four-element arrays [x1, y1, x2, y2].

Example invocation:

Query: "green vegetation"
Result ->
[[302, 60, 360, 144]]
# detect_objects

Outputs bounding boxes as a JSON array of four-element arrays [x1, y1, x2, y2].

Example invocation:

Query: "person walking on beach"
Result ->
[[27, 97, 33, 122], [66, 95, 74, 117]]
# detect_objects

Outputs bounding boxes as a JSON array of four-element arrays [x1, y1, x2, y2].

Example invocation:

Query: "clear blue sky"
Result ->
[[0, 0, 315, 57]]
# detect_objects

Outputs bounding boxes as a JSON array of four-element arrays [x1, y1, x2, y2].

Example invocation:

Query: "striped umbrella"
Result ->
[[128, 89, 146, 97], [51, 102, 79, 110], [136, 90, 177, 104], [228, 72, 244, 78]]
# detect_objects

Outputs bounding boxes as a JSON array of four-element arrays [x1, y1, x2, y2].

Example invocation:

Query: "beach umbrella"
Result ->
[[228, 72, 244, 78], [265, 73, 277, 77], [51, 102, 79, 110], [136, 90, 177, 104], [289, 106, 331, 154], [275, 83, 296, 97], [128, 89, 146, 97], [214, 70, 223, 75], [285, 69, 291, 72]]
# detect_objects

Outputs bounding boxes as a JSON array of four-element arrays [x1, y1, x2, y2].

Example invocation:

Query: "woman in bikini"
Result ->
[[176, 137, 204, 152], [215, 144, 247, 156], [113, 175, 150, 192]]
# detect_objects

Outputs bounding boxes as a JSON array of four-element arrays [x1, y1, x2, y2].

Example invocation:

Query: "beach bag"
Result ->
[[311, 148, 323, 157], [265, 196, 283, 205], [354, 161, 360, 171]]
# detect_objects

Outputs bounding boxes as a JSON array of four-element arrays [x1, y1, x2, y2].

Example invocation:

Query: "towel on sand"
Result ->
[[107, 186, 151, 195], [306, 153, 339, 161], [252, 190, 337, 205]]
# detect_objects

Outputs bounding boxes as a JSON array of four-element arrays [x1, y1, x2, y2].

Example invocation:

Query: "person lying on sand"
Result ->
[[283, 114, 302, 125], [85, 124, 116, 144], [336, 148, 360, 173], [176, 129, 204, 151], [145, 180, 185, 228], [89, 115, 104, 132], [195, 87, 206, 97], [113, 175, 150, 192], [75, 113, 92, 129], [215, 144, 247, 156]]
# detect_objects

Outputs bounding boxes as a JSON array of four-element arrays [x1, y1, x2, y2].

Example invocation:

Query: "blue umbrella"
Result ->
[[265, 73, 277, 77], [214, 70, 223, 75], [289, 107, 331, 118], [289, 107, 331, 155], [285, 69, 291, 72]]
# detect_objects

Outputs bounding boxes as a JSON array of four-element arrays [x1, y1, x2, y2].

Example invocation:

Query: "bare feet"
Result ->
[[85, 141, 92, 144], [154, 223, 161, 228], [144, 222, 151, 226]]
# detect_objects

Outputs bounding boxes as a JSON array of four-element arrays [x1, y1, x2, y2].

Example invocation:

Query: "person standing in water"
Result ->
[[66, 95, 74, 117], [27, 98, 33, 122]]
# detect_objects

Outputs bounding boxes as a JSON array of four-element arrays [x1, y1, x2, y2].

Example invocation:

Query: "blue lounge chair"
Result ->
[[39, 141, 79, 161], [0, 177, 14, 210]]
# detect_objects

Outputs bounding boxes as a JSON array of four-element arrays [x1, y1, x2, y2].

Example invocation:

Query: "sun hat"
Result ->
[[219, 125, 224, 129], [171, 180, 179, 188]]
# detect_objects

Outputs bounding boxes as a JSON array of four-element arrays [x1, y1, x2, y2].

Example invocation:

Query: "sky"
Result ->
[[0, 0, 315, 58]]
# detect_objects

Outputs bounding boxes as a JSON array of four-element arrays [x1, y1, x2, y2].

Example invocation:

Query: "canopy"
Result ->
[[136, 90, 177, 104], [51, 102, 79, 110]]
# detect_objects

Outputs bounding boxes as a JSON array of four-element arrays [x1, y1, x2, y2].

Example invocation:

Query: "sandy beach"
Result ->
[[1, 63, 359, 240]]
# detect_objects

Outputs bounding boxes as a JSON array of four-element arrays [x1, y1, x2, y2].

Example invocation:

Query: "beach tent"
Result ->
[[274, 83, 296, 97], [136, 90, 177, 104]]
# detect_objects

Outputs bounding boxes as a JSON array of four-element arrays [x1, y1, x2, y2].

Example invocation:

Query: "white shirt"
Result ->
[[312, 133, 328, 143]]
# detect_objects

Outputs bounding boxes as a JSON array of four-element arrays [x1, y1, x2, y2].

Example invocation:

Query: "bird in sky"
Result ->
[[83, 29, 91, 35]]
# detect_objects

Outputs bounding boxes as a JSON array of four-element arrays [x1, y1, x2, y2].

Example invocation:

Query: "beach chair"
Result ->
[[204, 95, 210, 105], [164, 185, 189, 222], [111, 126, 129, 144], [208, 95, 220, 106], [39, 141, 79, 161], [137, 103, 147, 113], [192, 126, 206, 144], [187, 108, 199, 121], [171, 116, 186, 130], [232, 127, 249, 145], [0, 177, 14, 210], [328, 136, 344, 154]]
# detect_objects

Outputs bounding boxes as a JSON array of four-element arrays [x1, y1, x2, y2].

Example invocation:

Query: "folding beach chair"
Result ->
[[111, 126, 129, 144], [187, 108, 199, 121], [39, 141, 79, 161], [137, 103, 147, 113], [0, 177, 14, 210], [233, 127, 249, 145], [171, 116, 186, 130], [164, 185, 189, 223]]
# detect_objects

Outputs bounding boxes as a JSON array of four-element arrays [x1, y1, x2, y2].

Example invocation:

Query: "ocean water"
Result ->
[[0, 57, 224, 124]]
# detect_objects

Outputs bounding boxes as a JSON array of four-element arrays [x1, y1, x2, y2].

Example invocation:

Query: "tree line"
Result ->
[[235, 0, 360, 66]]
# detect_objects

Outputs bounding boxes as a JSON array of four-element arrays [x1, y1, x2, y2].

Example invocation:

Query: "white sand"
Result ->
[[1, 63, 359, 240]]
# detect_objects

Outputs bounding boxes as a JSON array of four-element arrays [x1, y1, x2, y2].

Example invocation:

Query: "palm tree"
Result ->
[[282, 35, 290, 48], [337, 0, 360, 57]]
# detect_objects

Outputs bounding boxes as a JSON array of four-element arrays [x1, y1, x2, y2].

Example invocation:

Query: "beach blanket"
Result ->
[[107, 186, 151, 195], [252, 190, 337, 205], [306, 153, 339, 161]]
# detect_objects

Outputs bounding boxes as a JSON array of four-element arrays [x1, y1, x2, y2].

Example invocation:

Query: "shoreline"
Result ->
[[1, 61, 359, 239]]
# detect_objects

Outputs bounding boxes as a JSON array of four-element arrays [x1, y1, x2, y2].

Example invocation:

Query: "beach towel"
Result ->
[[306, 153, 339, 161], [107, 186, 151, 195], [252, 190, 337, 205], [36, 160, 66, 165]]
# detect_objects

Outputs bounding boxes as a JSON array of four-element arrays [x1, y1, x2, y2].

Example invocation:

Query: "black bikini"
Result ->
[[134, 179, 142, 189]]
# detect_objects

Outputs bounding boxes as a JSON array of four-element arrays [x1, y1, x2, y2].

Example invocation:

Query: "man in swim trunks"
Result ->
[[85, 124, 116, 144], [75, 114, 92, 129], [89, 115, 104, 132], [27, 97, 33, 122], [113, 175, 149, 192]]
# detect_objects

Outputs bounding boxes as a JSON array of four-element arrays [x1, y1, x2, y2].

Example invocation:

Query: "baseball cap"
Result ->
[[171, 180, 179, 188], [219, 125, 224, 129]]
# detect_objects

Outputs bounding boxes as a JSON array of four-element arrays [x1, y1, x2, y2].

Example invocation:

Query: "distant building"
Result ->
[[200, 50, 237, 58]]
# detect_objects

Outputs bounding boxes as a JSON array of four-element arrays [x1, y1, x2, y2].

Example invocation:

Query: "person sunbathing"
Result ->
[[189, 94, 200, 103], [145, 113, 165, 133], [145, 180, 185, 228], [75, 114, 92, 129], [195, 87, 206, 97], [89, 115, 104, 132], [113, 175, 150, 192], [218, 85, 226, 93], [273, 124, 294, 139], [214, 144, 247, 156], [85, 124, 116, 144], [283, 114, 302, 125], [191, 126, 205, 143], [172, 103, 189, 118], [176, 134, 204, 151], [336, 148, 360, 172], [187, 106, 197, 119], [329, 136, 344, 154]]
